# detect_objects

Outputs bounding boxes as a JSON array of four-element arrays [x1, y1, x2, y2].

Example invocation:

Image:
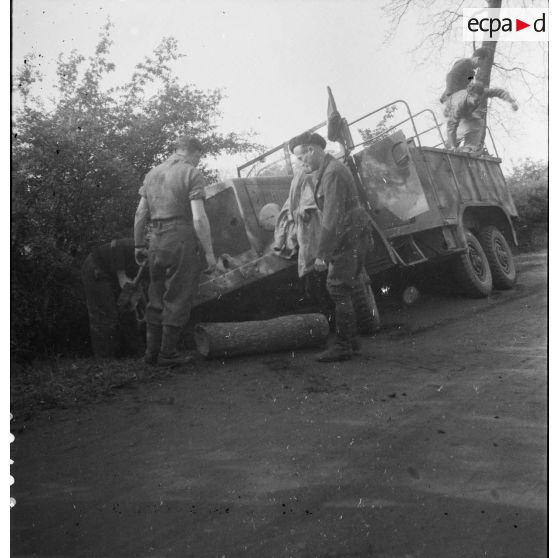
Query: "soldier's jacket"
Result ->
[[445, 87, 517, 142], [441, 57, 476, 101], [445, 87, 516, 122], [274, 169, 322, 277], [139, 153, 206, 221], [90, 238, 137, 285], [313, 154, 371, 262]]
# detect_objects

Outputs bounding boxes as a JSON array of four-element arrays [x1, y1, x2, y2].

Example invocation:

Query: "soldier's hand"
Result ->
[[135, 247, 148, 266], [511, 102, 519, 112], [119, 277, 134, 289], [203, 255, 218, 274]]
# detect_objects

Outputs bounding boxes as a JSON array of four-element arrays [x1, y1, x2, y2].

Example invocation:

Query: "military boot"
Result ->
[[316, 296, 357, 362], [158, 325, 194, 368], [144, 323, 162, 366]]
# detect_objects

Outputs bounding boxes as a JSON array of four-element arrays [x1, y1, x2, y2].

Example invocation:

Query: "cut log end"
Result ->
[[194, 325, 211, 357]]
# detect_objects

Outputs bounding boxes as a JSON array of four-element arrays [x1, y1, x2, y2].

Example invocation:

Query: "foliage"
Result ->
[[358, 104, 399, 145], [12, 22, 259, 360], [11, 236, 89, 360], [506, 159, 548, 224]]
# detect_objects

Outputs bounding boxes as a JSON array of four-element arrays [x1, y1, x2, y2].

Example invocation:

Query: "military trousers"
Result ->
[[457, 117, 484, 151], [326, 233, 370, 350], [146, 219, 202, 328]]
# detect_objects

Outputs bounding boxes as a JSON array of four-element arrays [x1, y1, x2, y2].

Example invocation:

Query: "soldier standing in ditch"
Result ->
[[289, 131, 371, 362], [134, 136, 217, 367], [81, 237, 147, 358]]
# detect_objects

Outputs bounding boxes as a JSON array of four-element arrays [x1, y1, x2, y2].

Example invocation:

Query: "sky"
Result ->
[[11, 0, 549, 176]]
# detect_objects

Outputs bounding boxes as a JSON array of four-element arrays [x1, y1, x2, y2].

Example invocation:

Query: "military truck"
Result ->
[[193, 94, 518, 316]]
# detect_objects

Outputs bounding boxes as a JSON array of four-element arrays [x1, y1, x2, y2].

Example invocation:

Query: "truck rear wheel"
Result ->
[[353, 276, 381, 334], [453, 229, 493, 297], [478, 226, 517, 290]]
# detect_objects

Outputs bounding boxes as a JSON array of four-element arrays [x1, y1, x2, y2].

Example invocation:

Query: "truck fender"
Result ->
[[457, 203, 518, 247]]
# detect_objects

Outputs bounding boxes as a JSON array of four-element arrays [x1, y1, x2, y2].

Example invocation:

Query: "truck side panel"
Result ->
[[353, 139, 444, 239], [415, 148, 518, 219]]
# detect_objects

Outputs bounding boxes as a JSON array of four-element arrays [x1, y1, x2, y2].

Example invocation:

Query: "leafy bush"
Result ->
[[11, 235, 89, 360], [506, 159, 548, 224], [12, 23, 259, 361], [504, 159, 548, 252]]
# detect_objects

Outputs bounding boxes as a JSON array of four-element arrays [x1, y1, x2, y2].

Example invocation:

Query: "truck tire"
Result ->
[[353, 277, 381, 334], [452, 229, 493, 297], [478, 226, 517, 290]]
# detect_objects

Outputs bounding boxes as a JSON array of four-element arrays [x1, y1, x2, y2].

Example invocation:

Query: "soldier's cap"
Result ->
[[288, 131, 327, 153]]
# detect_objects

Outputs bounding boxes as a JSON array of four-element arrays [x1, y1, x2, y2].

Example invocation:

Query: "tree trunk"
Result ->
[[194, 313, 330, 359], [476, 0, 502, 148]]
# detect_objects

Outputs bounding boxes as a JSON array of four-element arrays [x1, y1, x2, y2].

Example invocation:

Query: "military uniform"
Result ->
[[440, 58, 476, 103], [139, 153, 206, 329], [313, 154, 371, 352], [81, 238, 144, 357], [445, 87, 517, 150]]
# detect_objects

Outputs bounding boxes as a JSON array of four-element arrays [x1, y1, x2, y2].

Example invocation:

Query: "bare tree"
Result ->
[[381, 0, 548, 150]]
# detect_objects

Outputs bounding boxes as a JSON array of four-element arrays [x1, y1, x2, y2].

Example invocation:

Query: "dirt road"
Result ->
[[11, 251, 547, 558]]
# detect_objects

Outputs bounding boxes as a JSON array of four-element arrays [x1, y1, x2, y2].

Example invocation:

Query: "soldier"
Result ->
[[273, 158, 335, 324], [440, 47, 491, 104], [445, 80, 519, 152], [134, 136, 217, 367], [81, 238, 146, 358], [289, 131, 371, 362]]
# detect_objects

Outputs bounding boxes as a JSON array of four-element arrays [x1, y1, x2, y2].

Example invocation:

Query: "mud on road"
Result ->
[[11, 252, 547, 558]]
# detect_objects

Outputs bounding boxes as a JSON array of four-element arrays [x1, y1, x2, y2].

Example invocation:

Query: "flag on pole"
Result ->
[[327, 86, 343, 143]]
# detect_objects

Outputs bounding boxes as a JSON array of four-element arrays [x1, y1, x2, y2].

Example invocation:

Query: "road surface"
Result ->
[[11, 251, 548, 557]]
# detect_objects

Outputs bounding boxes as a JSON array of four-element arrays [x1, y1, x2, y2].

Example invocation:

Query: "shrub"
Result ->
[[506, 159, 548, 224], [12, 24, 259, 360], [11, 234, 90, 361]]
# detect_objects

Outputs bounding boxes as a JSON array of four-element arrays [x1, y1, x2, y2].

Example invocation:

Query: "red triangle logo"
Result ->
[[516, 19, 530, 31]]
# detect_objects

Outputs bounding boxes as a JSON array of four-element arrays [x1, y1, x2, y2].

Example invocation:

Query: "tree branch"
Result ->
[[492, 62, 545, 80]]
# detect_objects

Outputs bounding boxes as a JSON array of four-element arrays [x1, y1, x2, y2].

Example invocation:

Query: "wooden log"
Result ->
[[194, 313, 329, 359]]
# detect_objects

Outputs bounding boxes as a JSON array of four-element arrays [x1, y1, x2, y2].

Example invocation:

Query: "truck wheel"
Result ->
[[478, 226, 517, 289], [452, 229, 493, 297], [353, 279, 381, 334]]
